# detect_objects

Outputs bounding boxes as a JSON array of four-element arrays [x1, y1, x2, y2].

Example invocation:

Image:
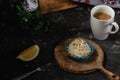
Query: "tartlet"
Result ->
[[64, 38, 94, 61]]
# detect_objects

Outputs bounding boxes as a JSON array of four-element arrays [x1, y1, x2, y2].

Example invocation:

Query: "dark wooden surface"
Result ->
[[0, 1, 120, 80]]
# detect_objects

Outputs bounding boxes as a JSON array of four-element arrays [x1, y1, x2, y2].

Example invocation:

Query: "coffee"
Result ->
[[93, 12, 111, 20]]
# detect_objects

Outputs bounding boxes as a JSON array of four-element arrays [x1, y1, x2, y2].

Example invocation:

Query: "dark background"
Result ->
[[0, 0, 120, 80]]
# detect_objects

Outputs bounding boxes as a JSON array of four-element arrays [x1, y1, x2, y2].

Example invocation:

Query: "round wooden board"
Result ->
[[54, 38, 104, 74]]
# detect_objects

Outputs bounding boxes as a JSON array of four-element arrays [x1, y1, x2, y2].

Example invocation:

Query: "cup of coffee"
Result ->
[[90, 5, 119, 40]]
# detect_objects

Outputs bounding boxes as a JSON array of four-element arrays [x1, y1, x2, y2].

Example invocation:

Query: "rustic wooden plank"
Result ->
[[38, 0, 78, 14]]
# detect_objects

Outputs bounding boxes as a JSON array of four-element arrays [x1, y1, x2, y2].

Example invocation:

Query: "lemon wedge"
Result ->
[[16, 44, 40, 61]]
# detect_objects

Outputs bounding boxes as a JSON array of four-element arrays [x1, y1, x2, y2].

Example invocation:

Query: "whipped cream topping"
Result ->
[[68, 38, 91, 57]]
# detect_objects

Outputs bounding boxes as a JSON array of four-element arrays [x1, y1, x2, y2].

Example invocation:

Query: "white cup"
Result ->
[[90, 5, 119, 40]]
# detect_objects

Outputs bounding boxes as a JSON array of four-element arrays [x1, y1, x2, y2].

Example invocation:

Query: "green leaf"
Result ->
[[9, 0, 47, 32], [16, 5, 22, 12]]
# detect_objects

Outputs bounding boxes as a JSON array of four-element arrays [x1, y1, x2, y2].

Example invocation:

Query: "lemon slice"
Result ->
[[16, 44, 40, 61]]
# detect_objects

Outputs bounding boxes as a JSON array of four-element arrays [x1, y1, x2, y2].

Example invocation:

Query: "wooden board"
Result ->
[[54, 37, 120, 80], [54, 38, 103, 74], [38, 0, 78, 14]]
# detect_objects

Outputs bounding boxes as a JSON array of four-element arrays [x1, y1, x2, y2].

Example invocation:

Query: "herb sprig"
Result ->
[[10, 0, 44, 31]]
